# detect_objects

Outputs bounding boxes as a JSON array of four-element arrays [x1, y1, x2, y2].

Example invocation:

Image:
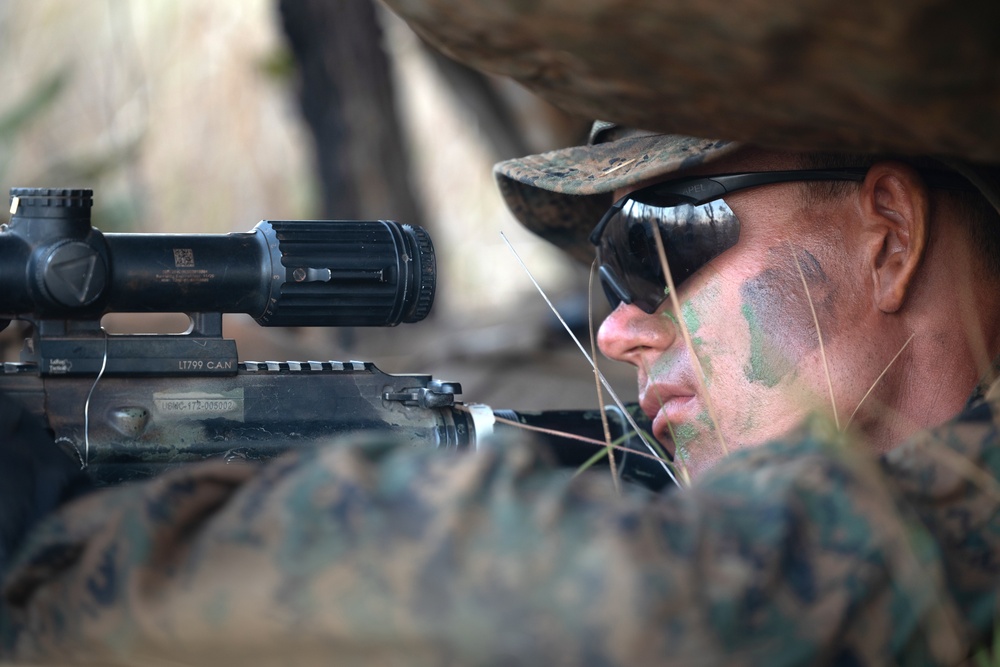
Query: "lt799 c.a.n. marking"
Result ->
[[178, 360, 234, 371]]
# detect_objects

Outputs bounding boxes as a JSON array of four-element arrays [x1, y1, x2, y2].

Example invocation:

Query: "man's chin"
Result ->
[[671, 441, 731, 482]]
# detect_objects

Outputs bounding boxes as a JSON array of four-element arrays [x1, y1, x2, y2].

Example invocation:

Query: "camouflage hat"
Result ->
[[383, 0, 1000, 164], [495, 122, 742, 262]]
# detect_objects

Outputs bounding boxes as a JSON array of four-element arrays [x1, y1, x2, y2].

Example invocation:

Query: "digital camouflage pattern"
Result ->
[[495, 124, 741, 262], [4, 383, 1000, 665], [381, 0, 1000, 163]]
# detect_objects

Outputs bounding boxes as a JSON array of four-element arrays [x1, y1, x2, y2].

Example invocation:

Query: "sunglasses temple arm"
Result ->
[[589, 200, 627, 244], [598, 265, 632, 307]]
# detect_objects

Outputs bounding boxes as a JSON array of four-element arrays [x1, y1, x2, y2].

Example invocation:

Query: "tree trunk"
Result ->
[[278, 0, 424, 229]]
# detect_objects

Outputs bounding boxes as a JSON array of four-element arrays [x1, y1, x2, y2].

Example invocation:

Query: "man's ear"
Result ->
[[858, 161, 930, 313]]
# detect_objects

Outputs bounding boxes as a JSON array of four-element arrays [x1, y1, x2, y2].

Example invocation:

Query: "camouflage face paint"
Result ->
[[681, 300, 701, 334], [670, 422, 696, 462], [739, 247, 836, 386], [678, 282, 720, 384], [740, 302, 791, 388], [669, 409, 715, 464]]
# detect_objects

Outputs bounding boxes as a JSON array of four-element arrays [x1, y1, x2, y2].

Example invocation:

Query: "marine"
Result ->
[[4, 1, 1000, 665]]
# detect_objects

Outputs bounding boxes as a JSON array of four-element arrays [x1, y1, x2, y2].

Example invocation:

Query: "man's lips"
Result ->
[[639, 385, 697, 421], [640, 387, 698, 450]]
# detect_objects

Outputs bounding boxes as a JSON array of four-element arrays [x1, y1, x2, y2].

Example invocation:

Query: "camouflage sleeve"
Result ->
[[3, 401, 999, 666]]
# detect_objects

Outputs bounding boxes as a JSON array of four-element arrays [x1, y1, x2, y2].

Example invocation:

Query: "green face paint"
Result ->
[[668, 409, 715, 464], [677, 283, 720, 386], [740, 301, 792, 388], [681, 300, 701, 333], [670, 422, 696, 462], [738, 247, 838, 388]]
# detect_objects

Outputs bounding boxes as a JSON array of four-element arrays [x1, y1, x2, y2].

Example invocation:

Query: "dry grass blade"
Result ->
[[500, 232, 682, 488], [83, 327, 110, 469], [663, 420, 692, 485], [846, 332, 915, 430], [638, 355, 689, 483], [468, 407, 675, 466], [589, 259, 621, 494], [650, 225, 728, 455], [789, 242, 839, 430]]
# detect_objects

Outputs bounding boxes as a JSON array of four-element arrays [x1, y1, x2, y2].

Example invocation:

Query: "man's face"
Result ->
[[597, 152, 872, 479]]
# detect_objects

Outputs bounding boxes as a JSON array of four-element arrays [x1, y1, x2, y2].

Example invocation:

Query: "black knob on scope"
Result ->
[[6, 188, 109, 314]]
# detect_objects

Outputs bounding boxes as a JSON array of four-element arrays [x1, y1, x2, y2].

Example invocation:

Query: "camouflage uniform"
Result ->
[[4, 2, 1000, 661], [2, 378, 999, 665]]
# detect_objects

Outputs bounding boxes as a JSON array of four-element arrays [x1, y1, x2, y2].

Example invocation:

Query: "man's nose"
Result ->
[[597, 302, 678, 366]]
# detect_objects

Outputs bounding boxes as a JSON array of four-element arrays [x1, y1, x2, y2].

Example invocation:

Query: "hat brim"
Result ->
[[495, 134, 741, 262]]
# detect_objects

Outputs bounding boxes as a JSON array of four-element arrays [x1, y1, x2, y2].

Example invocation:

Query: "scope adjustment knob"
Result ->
[[9, 188, 93, 220], [41, 241, 108, 307]]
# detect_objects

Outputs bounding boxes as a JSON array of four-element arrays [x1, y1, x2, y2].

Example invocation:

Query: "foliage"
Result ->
[[0, 67, 70, 183], [0, 65, 145, 232]]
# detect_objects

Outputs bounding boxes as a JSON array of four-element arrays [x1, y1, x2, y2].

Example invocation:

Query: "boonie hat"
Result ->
[[383, 1, 1000, 260], [383, 0, 1000, 164], [495, 122, 741, 263]]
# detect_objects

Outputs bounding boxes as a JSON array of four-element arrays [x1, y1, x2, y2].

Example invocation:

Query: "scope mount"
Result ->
[[23, 313, 238, 377]]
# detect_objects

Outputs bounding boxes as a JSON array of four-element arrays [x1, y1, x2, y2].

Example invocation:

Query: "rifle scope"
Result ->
[[1, 188, 435, 327]]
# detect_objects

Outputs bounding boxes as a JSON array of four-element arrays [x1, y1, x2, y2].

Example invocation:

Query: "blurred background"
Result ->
[[0, 0, 635, 410]]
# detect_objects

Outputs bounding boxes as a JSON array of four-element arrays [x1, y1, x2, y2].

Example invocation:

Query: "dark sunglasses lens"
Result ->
[[596, 198, 740, 313]]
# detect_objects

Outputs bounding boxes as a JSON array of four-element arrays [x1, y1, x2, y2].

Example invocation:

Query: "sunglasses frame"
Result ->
[[590, 167, 976, 313]]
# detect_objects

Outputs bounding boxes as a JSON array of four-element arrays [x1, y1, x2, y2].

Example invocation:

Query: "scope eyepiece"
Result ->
[[2, 188, 436, 327], [255, 219, 435, 327]]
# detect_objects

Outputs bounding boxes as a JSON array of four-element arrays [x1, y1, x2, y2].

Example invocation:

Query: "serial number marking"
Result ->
[[178, 360, 234, 370], [153, 390, 245, 421], [157, 398, 239, 413], [154, 268, 215, 285]]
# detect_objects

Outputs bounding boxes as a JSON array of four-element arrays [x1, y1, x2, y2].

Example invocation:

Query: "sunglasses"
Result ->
[[589, 167, 975, 314]]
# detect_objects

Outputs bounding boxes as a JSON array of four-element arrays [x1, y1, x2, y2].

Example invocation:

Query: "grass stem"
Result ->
[[789, 242, 839, 430], [651, 227, 728, 455]]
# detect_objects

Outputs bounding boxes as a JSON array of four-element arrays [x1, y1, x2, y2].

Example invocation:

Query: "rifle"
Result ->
[[0, 188, 670, 491]]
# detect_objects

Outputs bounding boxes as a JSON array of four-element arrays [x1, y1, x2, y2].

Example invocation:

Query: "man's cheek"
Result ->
[[740, 299, 796, 387], [737, 248, 836, 387], [678, 283, 722, 384]]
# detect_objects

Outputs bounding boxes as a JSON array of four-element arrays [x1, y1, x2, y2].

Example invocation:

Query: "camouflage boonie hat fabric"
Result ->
[[495, 123, 741, 262], [382, 0, 1000, 163]]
